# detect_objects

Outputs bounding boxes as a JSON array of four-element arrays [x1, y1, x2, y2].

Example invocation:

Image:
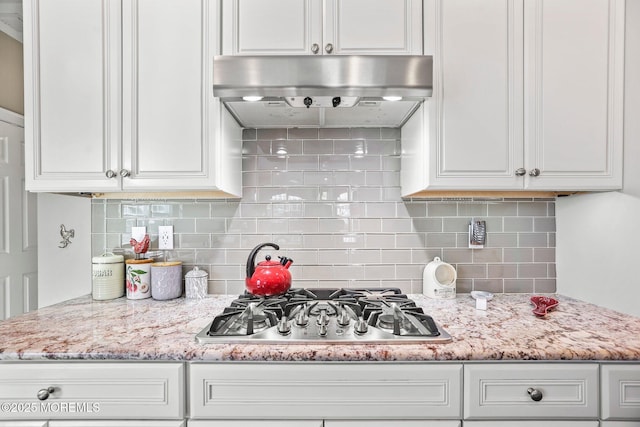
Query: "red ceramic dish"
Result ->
[[530, 296, 559, 317]]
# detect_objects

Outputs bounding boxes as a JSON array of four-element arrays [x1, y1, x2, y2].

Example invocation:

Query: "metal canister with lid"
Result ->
[[185, 266, 208, 299], [92, 253, 125, 300]]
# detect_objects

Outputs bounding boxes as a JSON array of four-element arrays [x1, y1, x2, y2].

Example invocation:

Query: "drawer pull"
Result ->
[[527, 387, 543, 402], [37, 386, 55, 401]]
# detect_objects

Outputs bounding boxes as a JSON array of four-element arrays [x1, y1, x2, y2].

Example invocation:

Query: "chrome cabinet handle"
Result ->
[[311, 43, 320, 54], [105, 169, 117, 179], [325, 43, 334, 54], [515, 168, 527, 176], [37, 386, 55, 401], [529, 168, 541, 177], [119, 169, 131, 178], [527, 387, 543, 401]]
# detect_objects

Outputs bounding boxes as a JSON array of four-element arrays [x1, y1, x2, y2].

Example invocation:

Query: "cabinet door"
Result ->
[[23, 0, 121, 192], [464, 422, 599, 427], [523, 0, 625, 190], [324, 0, 422, 55], [325, 422, 460, 427], [221, 0, 322, 55], [0, 363, 184, 420], [601, 364, 640, 420], [190, 363, 462, 419], [464, 364, 599, 420], [188, 422, 323, 427], [50, 423, 185, 427], [422, 0, 525, 190], [122, 0, 231, 191], [50, 422, 185, 427]]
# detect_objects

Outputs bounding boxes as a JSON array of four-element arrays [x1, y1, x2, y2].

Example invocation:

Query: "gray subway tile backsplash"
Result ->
[[91, 127, 556, 295]]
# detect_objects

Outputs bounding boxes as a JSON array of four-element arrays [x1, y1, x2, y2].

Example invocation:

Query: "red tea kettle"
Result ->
[[245, 243, 293, 296]]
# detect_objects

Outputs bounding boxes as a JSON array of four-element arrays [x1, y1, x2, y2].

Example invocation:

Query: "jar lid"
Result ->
[[92, 252, 124, 263], [151, 261, 182, 267], [125, 258, 153, 265], [185, 266, 208, 279]]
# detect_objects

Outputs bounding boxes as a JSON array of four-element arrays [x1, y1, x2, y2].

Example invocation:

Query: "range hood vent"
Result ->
[[212, 55, 432, 128]]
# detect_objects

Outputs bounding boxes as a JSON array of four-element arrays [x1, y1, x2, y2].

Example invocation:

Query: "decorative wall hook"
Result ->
[[59, 224, 75, 248]]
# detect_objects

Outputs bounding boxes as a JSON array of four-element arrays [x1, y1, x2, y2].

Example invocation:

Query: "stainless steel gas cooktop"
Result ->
[[195, 288, 452, 344]]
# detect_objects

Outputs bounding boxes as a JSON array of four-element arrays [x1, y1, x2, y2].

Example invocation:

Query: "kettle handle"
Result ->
[[246, 243, 280, 278]]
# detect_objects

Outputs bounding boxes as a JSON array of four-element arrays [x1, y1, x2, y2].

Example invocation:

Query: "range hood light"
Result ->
[[242, 96, 264, 102], [382, 96, 403, 102]]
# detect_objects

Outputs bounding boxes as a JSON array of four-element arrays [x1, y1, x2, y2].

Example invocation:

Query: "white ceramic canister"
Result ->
[[92, 253, 125, 300], [125, 258, 153, 299], [185, 266, 208, 299], [423, 256, 457, 299], [151, 261, 183, 300]]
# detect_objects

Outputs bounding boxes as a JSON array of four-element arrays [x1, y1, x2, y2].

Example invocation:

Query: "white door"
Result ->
[[23, 0, 122, 192], [121, 0, 230, 191], [221, 0, 322, 55], [0, 110, 38, 320], [424, 0, 524, 190], [324, 0, 422, 55], [523, 0, 625, 190]]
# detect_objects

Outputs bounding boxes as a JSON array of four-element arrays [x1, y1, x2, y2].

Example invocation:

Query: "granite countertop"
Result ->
[[1, 293, 639, 362]]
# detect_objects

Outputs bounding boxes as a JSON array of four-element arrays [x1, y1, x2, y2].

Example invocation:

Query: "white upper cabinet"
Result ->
[[24, 0, 122, 192], [221, 0, 423, 55], [24, 0, 242, 196], [523, 0, 625, 191], [402, 0, 625, 195]]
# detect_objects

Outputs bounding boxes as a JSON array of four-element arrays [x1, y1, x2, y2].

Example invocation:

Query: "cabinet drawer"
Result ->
[[0, 362, 184, 420], [464, 363, 599, 419], [188, 422, 322, 427], [602, 364, 640, 420], [0, 423, 47, 427], [464, 422, 599, 427], [190, 363, 462, 419], [325, 422, 460, 427], [50, 422, 185, 427]]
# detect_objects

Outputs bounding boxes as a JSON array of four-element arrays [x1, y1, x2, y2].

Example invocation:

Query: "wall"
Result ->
[[556, 0, 640, 317], [92, 127, 556, 295], [0, 31, 23, 114]]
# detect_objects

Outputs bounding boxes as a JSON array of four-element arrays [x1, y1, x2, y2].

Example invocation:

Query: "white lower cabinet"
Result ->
[[601, 364, 640, 421], [188, 422, 322, 427], [464, 363, 599, 420], [0, 362, 184, 421], [0, 423, 48, 427], [49, 423, 185, 427], [189, 363, 462, 420], [463, 422, 599, 427]]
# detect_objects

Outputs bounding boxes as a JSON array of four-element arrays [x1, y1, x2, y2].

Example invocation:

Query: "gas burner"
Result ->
[[197, 287, 452, 343]]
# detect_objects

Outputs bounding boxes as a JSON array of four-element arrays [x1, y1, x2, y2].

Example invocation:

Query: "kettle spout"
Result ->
[[279, 256, 293, 269]]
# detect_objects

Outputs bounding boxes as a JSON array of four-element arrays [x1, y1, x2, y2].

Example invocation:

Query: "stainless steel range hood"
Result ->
[[212, 55, 432, 128]]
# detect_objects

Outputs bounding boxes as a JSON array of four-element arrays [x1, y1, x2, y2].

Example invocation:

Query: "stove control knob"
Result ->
[[316, 309, 329, 326], [354, 317, 368, 335], [295, 310, 309, 327], [277, 316, 291, 335], [337, 308, 351, 326], [318, 323, 328, 337]]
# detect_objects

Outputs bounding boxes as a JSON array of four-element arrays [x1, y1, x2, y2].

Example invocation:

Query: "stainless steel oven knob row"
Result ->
[[276, 316, 291, 335], [354, 317, 368, 335]]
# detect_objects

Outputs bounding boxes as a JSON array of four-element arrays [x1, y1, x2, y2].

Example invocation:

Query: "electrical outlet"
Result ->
[[158, 226, 174, 250], [131, 226, 146, 242]]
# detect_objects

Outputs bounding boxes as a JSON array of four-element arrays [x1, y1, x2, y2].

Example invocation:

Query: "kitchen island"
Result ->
[[0, 293, 639, 361], [1, 293, 639, 424]]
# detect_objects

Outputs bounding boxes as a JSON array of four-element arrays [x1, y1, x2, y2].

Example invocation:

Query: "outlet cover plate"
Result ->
[[158, 226, 174, 250]]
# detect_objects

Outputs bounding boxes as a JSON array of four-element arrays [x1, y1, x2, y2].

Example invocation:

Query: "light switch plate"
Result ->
[[131, 226, 146, 242], [158, 226, 174, 250]]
